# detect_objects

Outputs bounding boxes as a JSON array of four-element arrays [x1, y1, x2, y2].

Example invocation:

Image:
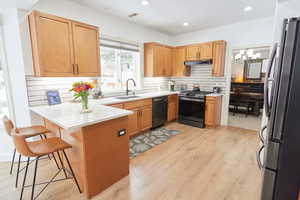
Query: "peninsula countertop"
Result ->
[[30, 102, 133, 130], [30, 91, 179, 130]]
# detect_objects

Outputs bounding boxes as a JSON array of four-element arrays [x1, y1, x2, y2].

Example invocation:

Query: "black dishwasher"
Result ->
[[152, 96, 168, 128]]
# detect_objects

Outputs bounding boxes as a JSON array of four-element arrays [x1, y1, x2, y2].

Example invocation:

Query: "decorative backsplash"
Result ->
[[171, 64, 227, 92], [26, 64, 227, 106]]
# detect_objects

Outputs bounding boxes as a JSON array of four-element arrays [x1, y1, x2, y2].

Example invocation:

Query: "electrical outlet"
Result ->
[[118, 129, 126, 136]]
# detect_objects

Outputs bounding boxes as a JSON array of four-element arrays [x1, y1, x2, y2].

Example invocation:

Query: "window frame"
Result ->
[[100, 38, 141, 93]]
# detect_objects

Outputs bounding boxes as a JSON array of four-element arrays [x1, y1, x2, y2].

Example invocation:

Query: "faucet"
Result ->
[[126, 79, 136, 96]]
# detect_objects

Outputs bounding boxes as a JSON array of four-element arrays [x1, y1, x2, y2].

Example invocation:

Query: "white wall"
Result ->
[[174, 17, 275, 125], [0, 8, 31, 161]]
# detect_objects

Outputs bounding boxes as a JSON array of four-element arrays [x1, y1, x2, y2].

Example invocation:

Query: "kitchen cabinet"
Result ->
[[139, 106, 152, 132], [168, 94, 178, 122], [144, 43, 173, 77], [185, 42, 213, 61], [124, 99, 153, 136], [28, 11, 100, 77], [212, 40, 226, 77], [205, 96, 222, 127], [127, 109, 140, 136], [173, 47, 191, 77]]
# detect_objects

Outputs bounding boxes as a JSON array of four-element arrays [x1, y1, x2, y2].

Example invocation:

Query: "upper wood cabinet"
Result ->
[[144, 43, 173, 77], [185, 42, 213, 61], [212, 40, 226, 77], [28, 11, 100, 77], [173, 47, 190, 77]]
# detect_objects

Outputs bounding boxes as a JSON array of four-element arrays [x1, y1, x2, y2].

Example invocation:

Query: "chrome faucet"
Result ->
[[126, 78, 136, 96]]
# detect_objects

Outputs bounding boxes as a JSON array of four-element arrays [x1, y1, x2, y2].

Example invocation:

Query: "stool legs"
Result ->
[[15, 154, 21, 188], [9, 148, 16, 175], [20, 157, 30, 200], [31, 156, 39, 200], [62, 150, 81, 193], [56, 152, 67, 178]]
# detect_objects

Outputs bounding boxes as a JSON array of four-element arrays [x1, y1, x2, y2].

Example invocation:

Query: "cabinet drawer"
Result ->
[[168, 94, 178, 102], [109, 103, 124, 109], [124, 99, 152, 109]]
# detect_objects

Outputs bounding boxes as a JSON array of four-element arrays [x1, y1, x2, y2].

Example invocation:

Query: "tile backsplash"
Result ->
[[26, 64, 228, 106]]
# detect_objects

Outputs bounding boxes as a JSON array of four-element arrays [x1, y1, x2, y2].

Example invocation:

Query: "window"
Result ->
[[100, 38, 140, 91]]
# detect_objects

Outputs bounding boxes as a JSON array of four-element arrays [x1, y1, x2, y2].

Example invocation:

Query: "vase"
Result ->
[[81, 95, 91, 113]]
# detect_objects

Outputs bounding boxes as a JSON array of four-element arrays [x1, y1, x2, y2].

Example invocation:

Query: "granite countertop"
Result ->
[[30, 91, 179, 130]]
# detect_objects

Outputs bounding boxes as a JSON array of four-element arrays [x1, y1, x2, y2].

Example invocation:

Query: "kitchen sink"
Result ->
[[114, 95, 140, 100]]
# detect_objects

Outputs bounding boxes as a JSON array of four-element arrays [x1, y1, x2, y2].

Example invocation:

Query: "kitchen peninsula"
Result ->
[[30, 102, 133, 199]]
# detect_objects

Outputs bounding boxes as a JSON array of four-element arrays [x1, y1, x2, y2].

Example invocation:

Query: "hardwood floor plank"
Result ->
[[0, 123, 261, 200]]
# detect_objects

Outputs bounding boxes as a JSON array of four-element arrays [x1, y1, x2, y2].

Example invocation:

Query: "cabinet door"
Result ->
[[173, 47, 190, 76], [139, 106, 152, 131], [212, 41, 226, 77], [200, 42, 213, 60], [205, 101, 215, 126], [186, 45, 200, 61], [72, 22, 100, 76], [163, 47, 173, 76], [127, 109, 139, 136], [29, 11, 75, 76], [153, 45, 164, 76], [168, 101, 176, 122]]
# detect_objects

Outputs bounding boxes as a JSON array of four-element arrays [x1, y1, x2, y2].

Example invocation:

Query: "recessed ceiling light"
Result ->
[[141, 0, 150, 6], [183, 22, 189, 27], [244, 6, 253, 12]]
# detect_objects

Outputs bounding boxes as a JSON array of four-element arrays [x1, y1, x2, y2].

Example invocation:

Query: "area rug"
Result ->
[[130, 127, 182, 158]]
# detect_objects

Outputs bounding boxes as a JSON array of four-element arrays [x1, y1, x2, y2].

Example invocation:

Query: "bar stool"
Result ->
[[2, 116, 60, 187], [12, 131, 82, 200]]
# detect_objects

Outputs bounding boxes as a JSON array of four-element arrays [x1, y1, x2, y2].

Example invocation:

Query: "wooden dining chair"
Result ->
[[2, 116, 60, 188], [11, 132, 81, 200]]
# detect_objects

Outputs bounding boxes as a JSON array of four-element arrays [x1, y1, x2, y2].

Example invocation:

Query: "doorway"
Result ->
[[228, 46, 270, 131]]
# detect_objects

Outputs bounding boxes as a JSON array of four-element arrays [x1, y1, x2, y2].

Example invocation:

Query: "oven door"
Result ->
[[179, 97, 205, 127]]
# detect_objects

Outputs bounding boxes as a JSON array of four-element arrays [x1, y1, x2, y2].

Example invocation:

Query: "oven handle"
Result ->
[[179, 97, 204, 102]]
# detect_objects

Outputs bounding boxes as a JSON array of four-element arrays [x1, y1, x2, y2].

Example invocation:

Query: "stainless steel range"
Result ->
[[178, 89, 212, 128]]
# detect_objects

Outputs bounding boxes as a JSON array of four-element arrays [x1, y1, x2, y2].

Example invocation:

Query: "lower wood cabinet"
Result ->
[[205, 96, 222, 127], [168, 95, 178, 122], [127, 109, 140, 136], [109, 95, 178, 136], [139, 106, 153, 132]]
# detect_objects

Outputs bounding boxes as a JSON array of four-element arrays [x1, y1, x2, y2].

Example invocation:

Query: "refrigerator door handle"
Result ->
[[256, 144, 265, 170], [264, 43, 278, 117], [258, 125, 268, 143]]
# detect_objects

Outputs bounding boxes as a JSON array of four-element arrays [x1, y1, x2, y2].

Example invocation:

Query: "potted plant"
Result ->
[[70, 81, 94, 113]]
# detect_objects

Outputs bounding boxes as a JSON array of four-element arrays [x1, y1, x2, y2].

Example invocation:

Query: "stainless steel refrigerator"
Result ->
[[258, 17, 300, 200]]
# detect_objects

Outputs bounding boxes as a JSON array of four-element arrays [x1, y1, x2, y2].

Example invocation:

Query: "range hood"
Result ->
[[184, 59, 212, 66]]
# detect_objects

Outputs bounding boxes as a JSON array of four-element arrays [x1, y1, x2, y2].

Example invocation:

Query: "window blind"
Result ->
[[100, 38, 140, 52]]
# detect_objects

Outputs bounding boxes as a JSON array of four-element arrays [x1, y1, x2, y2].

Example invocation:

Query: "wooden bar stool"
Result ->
[[2, 116, 60, 188], [12, 132, 82, 200]]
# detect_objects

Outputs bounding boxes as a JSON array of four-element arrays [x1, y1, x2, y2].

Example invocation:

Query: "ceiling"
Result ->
[[71, 0, 276, 35], [2, 0, 39, 9]]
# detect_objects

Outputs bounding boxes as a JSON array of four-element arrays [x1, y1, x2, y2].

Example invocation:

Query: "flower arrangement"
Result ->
[[70, 81, 94, 113]]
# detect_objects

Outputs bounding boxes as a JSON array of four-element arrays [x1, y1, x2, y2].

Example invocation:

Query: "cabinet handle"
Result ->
[[72, 64, 76, 74], [76, 64, 79, 74]]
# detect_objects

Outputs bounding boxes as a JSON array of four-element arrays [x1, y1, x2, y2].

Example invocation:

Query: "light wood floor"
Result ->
[[0, 123, 262, 200]]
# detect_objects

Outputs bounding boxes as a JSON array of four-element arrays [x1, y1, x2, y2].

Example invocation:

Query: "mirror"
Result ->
[[244, 59, 263, 80]]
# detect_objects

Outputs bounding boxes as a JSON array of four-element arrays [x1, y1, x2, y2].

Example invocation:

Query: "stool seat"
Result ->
[[28, 137, 72, 156], [17, 126, 49, 138]]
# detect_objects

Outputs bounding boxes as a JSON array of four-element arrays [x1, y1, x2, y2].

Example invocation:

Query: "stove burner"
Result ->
[[179, 90, 212, 99]]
